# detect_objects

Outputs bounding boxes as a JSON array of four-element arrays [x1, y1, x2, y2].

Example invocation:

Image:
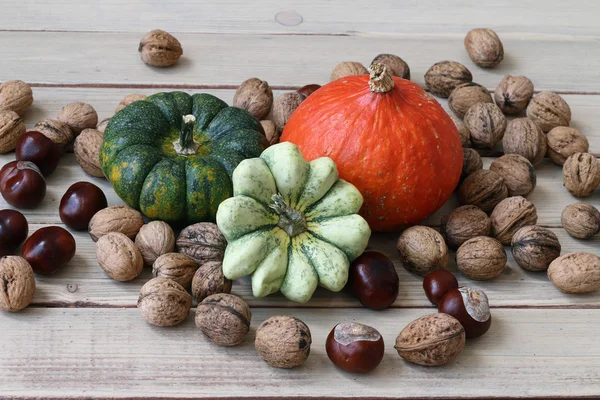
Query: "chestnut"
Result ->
[[59, 182, 108, 230], [0, 209, 28, 256], [15, 131, 61, 176], [423, 269, 459, 306], [438, 287, 491, 339], [326, 322, 384, 373], [348, 251, 399, 310], [0, 161, 46, 209], [297, 84, 321, 99], [22, 226, 76, 275]]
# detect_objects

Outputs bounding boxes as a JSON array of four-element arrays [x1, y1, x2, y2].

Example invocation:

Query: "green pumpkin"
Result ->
[[100, 92, 268, 225], [216, 142, 371, 303]]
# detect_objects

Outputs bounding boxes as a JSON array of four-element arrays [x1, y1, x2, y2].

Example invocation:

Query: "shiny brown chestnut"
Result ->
[[297, 84, 321, 99], [0, 209, 28, 257], [438, 287, 491, 339], [348, 251, 399, 310], [423, 269, 459, 306], [15, 131, 61, 176], [326, 322, 384, 373], [0, 161, 46, 209], [22, 226, 76, 275], [59, 182, 108, 230]]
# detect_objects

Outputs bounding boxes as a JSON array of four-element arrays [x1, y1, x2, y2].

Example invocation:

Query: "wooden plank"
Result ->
[[1, 32, 600, 92], [2, 0, 599, 36], [2, 308, 600, 399]]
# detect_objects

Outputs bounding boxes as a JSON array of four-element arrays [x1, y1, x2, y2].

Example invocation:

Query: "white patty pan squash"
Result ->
[[216, 142, 371, 303]]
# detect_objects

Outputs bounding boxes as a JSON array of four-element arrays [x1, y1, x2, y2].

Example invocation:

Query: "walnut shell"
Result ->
[[255, 315, 312, 368], [74, 128, 104, 177], [139, 29, 182, 67], [195, 293, 251, 346], [135, 221, 175, 265], [450, 115, 470, 147], [561, 202, 600, 240], [547, 252, 600, 294], [96, 118, 110, 134], [463, 102, 506, 149], [152, 253, 198, 289], [0, 256, 35, 312], [89, 205, 145, 241], [494, 75, 534, 115], [456, 236, 507, 280], [138, 277, 192, 326], [330, 61, 368, 81], [490, 196, 538, 245], [0, 110, 26, 153], [116, 94, 147, 113], [0, 80, 33, 116], [177, 222, 226, 265], [489, 154, 536, 197], [562, 153, 600, 197], [526, 92, 571, 133], [260, 120, 278, 145], [502, 117, 547, 166], [546, 127, 589, 166], [448, 83, 493, 119], [96, 232, 143, 281], [394, 313, 465, 366], [372, 54, 410, 80], [191, 260, 232, 303], [511, 226, 561, 272], [396, 226, 448, 276], [57, 102, 98, 135], [233, 78, 273, 120], [34, 119, 74, 148], [272, 92, 304, 133], [458, 169, 508, 213], [441, 205, 491, 250], [461, 148, 483, 180], [464, 28, 504, 68], [424, 61, 473, 98]]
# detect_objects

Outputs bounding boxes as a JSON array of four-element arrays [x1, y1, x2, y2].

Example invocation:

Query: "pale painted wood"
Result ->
[[1, 32, 599, 92]]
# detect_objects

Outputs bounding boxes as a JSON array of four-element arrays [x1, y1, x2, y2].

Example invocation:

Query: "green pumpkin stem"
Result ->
[[270, 194, 307, 237], [368, 63, 395, 93], [173, 114, 200, 155]]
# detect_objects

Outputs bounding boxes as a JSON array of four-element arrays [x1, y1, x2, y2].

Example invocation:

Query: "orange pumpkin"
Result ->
[[281, 64, 463, 232]]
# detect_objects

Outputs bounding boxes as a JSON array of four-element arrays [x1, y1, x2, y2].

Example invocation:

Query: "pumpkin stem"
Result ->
[[269, 194, 307, 237], [368, 63, 395, 93], [173, 114, 200, 155]]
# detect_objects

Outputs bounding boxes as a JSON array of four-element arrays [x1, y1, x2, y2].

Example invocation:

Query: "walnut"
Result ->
[[458, 169, 508, 213], [191, 261, 232, 303], [57, 102, 98, 135], [511, 226, 561, 272], [152, 253, 198, 289], [139, 30, 182, 67], [255, 315, 312, 368], [502, 117, 547, 165], [450, 115, 470, 147], [489, 154, 536, 197], [96, 118, 110, 134], [456, 236, 506, 280], [448, 83, 493, 119], [176, 222, 226, 265], [73, 128, 104, 177], [0, 256, 35, 312], [463, 102, 506, 149], [547, 252, 600, 294], [116, 94, 147, 113], [297, 84, 321, 99], [546, 127, 589, 165], [490, 196, 538, 245], [33, 119, 74, 148], [138, 277, 192, 326], [526, 92, 571, 133], [0, 110, 26, 153], [89, 205, 145, 241], [195, 293, 251, 346], [372, 54, 410, 80], [260, 120, 278, 145], [464, 28, 504, 68], [562, 153, 600, 197], [96, 232, 144, 281], [233, 78, 273, 120], [461, 148, 483, 180], [441, 205, 491, 250], [135, 221, 175, 265], [494, 76, 534, 115], [0, 80, 33, 116], [330, 61, 368, 81], [272, 92, 304, 133], [424, 61, 473, 98], [561, 202, 600, 240], [396, 226, 448, 276]]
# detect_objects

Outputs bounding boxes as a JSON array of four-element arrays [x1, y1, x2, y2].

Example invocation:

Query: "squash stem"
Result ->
[[368, 63, 395, 93], [173, 114, 200, 155], [270, 194, 307, 237]]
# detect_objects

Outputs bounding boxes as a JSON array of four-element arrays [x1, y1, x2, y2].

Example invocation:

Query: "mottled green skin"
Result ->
[[100, 92, 268, 225]]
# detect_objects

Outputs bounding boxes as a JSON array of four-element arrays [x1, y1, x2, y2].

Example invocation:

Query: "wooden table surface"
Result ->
[[1, 1, 599, 399]]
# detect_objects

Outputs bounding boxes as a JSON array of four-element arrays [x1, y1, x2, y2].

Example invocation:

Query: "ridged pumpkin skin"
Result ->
[[100, 92, 268, 225], [281, 73, 463, 231]]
